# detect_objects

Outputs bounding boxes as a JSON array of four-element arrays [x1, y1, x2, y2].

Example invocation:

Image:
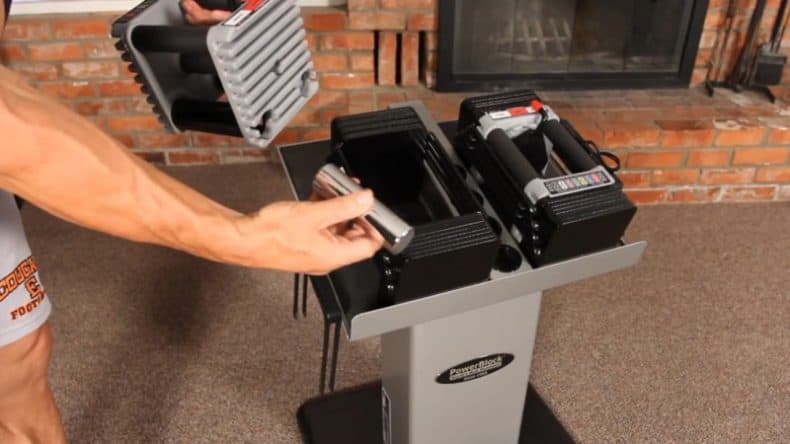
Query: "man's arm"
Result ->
[[0, 63, 382, 275]]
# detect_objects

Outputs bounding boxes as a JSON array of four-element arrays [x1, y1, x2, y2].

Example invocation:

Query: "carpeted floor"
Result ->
[[19, 163, 789, 443]]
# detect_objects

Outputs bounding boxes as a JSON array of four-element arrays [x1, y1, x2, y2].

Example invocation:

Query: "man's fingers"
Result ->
[[309, 216, 384, 273], [180, 0, 202, 17], [330, 223, 365, 240], [181, 0, 231, 25], [308, 190, 374, 228], [341, 218, 385, 244], [326, 220, 355, 236], [189, 10, 231, 25], [209, 9, 232, 22]]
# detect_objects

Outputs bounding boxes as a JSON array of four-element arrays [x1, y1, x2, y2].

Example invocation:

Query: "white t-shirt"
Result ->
[[0, 190, 51, 347]]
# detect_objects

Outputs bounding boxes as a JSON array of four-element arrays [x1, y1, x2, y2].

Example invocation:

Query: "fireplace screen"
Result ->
[[439, 0, 707, 91]]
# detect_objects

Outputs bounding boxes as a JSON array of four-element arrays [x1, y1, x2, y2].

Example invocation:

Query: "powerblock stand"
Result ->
[[279, 103, 646, 444]]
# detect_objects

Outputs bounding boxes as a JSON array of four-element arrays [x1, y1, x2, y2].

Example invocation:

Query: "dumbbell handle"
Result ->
[[486, 128, 540, 189], [195, 0, 243, 11], [540, 120, 598, 172], [313, 164, 415, 255], [131, 26, 208, 54]]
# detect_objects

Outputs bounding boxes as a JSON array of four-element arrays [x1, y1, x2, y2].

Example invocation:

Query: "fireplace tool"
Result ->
[[708, 0, 776, 102], [753, 0, 790, 86], [705, 0, 738, 96]]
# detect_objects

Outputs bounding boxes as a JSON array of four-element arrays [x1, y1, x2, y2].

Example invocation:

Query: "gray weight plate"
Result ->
[[207, 0, 319, 147], [112, 0, 318, 147]]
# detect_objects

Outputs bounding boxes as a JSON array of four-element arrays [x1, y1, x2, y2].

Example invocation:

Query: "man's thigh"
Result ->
[[0, 323, 66, 444], [0, 323, 53, 391]]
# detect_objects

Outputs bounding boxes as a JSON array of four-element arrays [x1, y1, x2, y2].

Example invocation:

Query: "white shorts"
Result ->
[[0, 191, 51, 348]]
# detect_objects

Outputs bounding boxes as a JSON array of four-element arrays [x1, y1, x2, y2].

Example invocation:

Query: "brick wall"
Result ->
[[0, 0, 789, 204]]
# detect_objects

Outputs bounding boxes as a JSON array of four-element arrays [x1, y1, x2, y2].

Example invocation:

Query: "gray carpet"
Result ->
[[18, 163, 789, 443]]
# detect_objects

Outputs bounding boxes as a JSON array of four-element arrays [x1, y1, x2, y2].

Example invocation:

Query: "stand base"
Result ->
[[297, 381, 575, 444]]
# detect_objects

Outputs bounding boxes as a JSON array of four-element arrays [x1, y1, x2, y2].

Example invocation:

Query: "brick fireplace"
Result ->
[[1, 0, 789, 204]]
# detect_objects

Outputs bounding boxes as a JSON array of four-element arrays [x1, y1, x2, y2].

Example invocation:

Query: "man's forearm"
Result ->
[[0, 65, 247, 263]]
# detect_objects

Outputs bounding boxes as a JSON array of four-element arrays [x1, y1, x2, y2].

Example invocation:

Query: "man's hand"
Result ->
[[0, 62, 383, 277], [231, 191, 385, 275], [181, 0, 232, 25]]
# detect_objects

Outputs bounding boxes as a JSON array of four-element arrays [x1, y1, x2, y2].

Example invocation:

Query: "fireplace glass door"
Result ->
[[441, 0, 706, 90]]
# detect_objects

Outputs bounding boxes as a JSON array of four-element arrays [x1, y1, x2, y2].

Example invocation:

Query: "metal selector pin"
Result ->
[[313, 164, 415, 255]]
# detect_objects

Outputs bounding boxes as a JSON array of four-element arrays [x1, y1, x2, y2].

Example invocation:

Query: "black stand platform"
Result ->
[[282, 107, 645, 444], [285, 128, 573, 443], [297, 382, 576, 444]]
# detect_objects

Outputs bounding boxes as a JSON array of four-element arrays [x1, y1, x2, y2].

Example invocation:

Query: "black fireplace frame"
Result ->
[[436, 0, 709, 92]]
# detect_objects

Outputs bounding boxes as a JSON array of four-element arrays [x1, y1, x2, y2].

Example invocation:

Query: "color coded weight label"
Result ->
[[544, 170, 612, 195]]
